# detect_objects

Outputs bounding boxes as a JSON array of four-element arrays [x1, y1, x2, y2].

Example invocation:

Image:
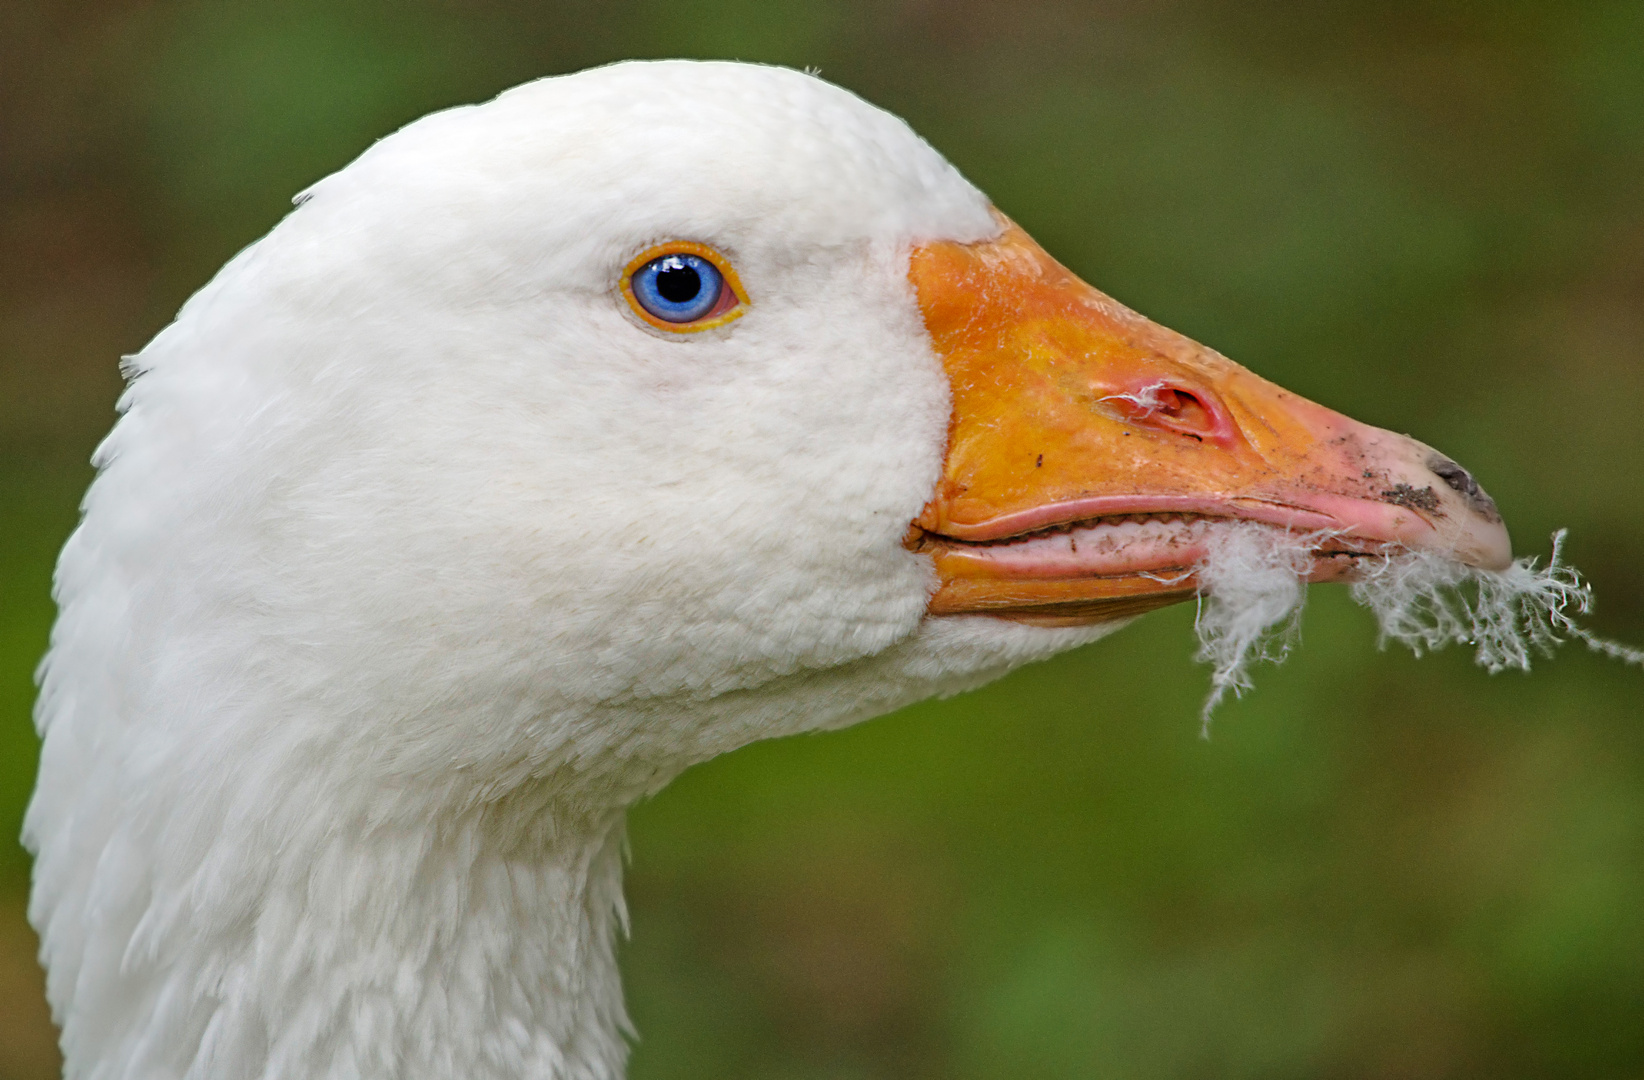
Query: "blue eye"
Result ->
[[630, 253, 725, 323]]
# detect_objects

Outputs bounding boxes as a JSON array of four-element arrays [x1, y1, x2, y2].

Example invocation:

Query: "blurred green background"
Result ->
[[3, 1, 1642, 1077]]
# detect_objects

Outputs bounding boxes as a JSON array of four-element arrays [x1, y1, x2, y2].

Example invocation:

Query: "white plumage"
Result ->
[[28, 61, 1120, 1079]]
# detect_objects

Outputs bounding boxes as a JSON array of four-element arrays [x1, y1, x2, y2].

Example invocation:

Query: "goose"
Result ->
[[26, 60, 1513, 1080]]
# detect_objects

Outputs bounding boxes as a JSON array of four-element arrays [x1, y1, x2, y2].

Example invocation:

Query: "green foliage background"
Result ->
[[2, 2, 1641, 1077]]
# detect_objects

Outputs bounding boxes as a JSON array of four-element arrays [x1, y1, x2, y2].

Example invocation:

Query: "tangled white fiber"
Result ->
[[1191, 525, 1644, 735]]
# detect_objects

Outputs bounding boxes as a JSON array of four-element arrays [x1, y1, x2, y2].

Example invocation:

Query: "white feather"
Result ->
[[1189, 524, 1642, 734]]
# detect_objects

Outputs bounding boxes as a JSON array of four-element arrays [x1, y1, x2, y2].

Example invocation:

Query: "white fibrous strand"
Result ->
[[1190, 525, 1644, 734], [1100, 382, 1171, 417], [1190, 525, 1332, 735], [1349, 529, 1644, 672]]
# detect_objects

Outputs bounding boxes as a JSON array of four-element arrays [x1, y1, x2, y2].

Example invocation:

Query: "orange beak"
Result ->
[[907, 216, 1512, 625]]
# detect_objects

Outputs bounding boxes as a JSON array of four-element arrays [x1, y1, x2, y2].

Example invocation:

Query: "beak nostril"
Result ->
[[1156, 388, 1209, 426], [1102, 382, 1225, 442]]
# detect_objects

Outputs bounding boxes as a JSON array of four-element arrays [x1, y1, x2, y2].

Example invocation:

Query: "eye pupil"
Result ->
[[654, 260, 701, 304]]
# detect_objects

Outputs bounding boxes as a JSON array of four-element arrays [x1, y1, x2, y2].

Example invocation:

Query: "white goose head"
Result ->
[[28, 60, 1510, 1079]]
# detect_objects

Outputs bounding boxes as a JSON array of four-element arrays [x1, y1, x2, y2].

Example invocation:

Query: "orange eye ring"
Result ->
[[620, 242, 750, 333]]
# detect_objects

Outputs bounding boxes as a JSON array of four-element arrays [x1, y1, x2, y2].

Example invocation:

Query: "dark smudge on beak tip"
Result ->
[[1427, 455, 1502, 524]]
